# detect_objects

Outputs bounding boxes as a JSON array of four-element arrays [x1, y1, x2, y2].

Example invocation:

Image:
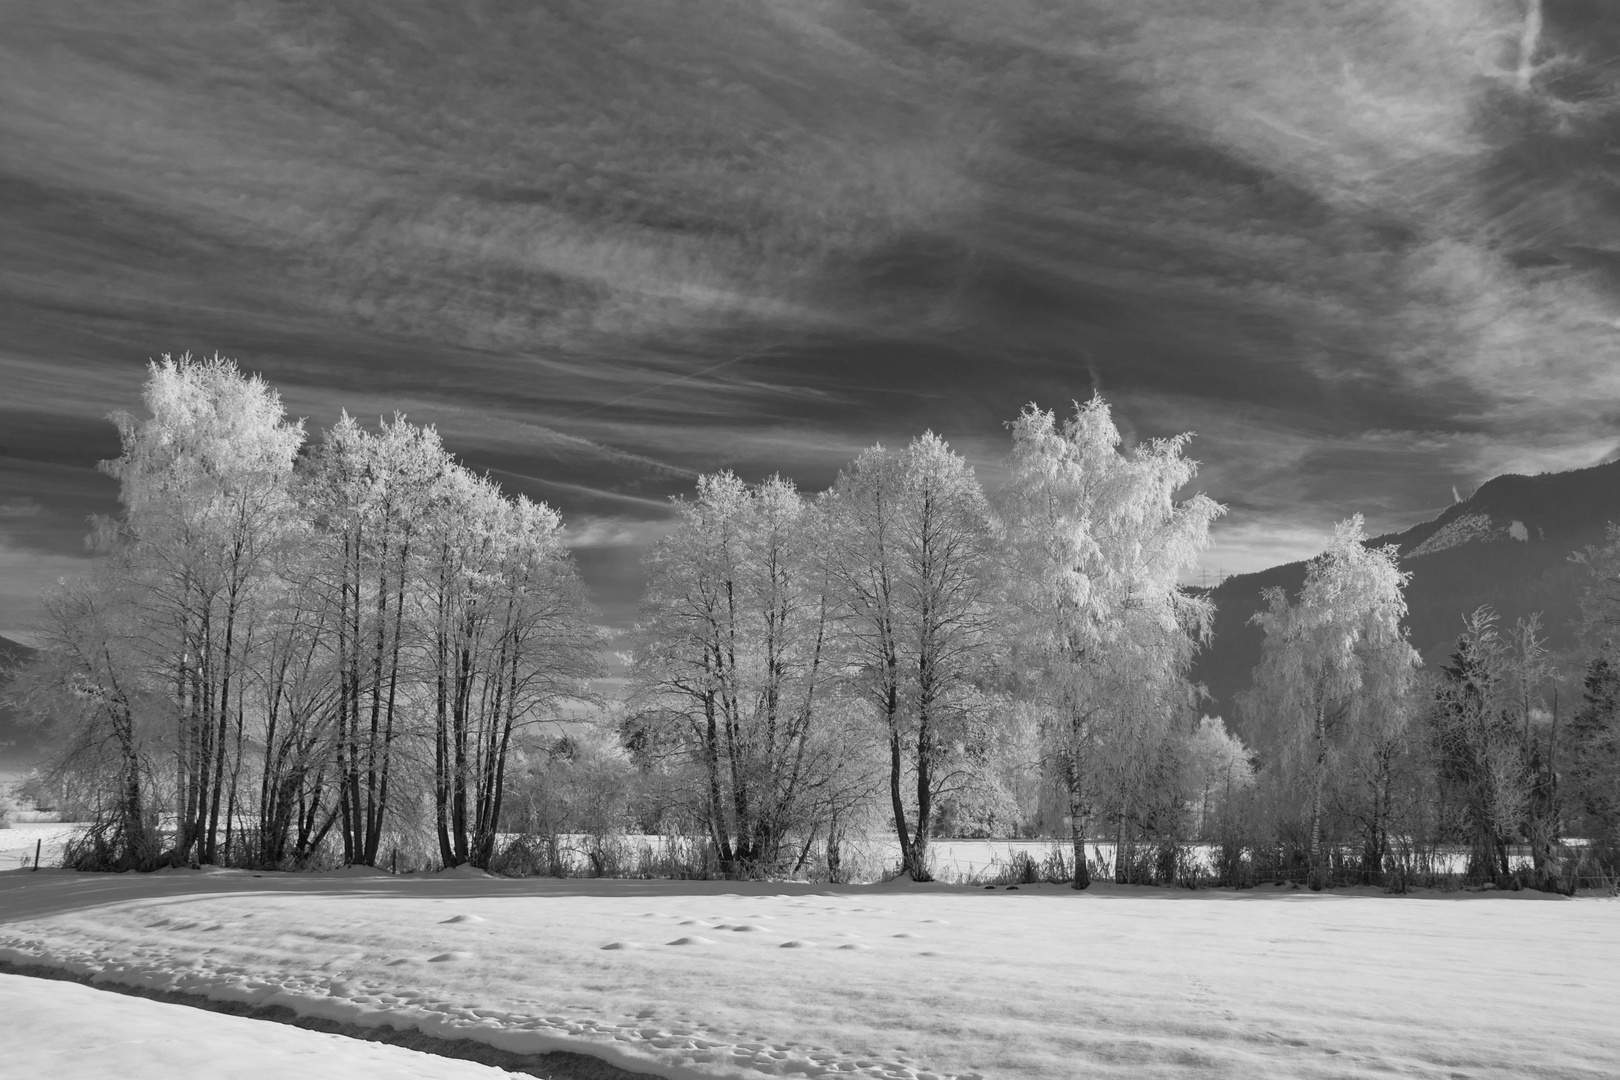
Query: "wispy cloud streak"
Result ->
[[3, 0, 1618, 619]]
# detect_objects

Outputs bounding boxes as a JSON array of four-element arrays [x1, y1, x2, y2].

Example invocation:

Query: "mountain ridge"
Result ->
[[1192, 457, 1620, 738], [0, 633, 39, 765]]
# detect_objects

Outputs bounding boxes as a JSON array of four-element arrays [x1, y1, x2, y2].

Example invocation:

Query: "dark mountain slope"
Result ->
[[1193, 458, 1620, 734], [0, 633, 40, 765]]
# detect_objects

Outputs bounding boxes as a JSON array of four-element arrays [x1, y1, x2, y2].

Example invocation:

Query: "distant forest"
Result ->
[[6, 354, 1619, 893]]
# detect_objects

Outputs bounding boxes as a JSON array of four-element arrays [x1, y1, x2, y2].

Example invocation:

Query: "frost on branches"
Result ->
[[1000, 397, 1223, 888], [25, 354, 602, 872], [629, 473, 880, 878], [1242, 516, 1420, 891], [823, 434, 1005, 882]]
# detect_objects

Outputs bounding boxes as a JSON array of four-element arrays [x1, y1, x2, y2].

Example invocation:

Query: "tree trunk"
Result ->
[[886, 686, 913, 879], [451, 635, 473, 866], [434, 600, 454, 869], [702, 687, 735, 873], [1308, 700, 1328, 890], [1069, 746, 1091, 890], [911, 704, 934, 883]]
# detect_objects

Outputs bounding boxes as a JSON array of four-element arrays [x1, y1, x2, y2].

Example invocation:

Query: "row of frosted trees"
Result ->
[[23, 355, 1240, 881], [22, 355, 1619, 887], [1230, 522, 1620, 893], [24, 355, 601, 870], [624, 433, 1620, 890], [625, 405, 1227, 884]]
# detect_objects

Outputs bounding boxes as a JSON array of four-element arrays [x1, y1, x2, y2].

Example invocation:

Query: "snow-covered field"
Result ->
[[0, 821, 86, 868], [1, 869, 1615, 1080]]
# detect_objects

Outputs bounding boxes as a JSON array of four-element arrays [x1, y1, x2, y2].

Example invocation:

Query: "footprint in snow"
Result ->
[[729, 924, 765, 932], [837, 943, 871, 951], [665, 936, 715, 946], [678, 920, 713, 927], [427, 951, 474, 962], [599, 941, 645, 950], [439, 914, 484, 924], [778, 940, 813, 949], [892, 932, 919, 938]]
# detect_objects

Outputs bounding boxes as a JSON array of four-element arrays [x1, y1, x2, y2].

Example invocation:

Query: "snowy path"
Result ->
[[1, 869, 1616, 1080], [0, 972, 514, 1079]]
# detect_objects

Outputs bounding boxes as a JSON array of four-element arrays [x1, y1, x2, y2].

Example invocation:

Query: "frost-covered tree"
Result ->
[[506, 727, 640, 875], [20, 357, 601, 873], [424, 470, 601, 869], [1243, 517, 1419, 890], [824, 434, 1002, 881], [1000, 397, 1222, 888], [1187, 716, 1256, 839], [249, 554, 343, 868], [630, 473, 840, 876], [14, 569, 163, 869], [98, 353, 305, 864], [303, 413, 450, 866]]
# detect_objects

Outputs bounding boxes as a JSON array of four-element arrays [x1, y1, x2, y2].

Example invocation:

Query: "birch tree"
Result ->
[[1243, 516, 1419, 890], [1000, 397, 1222, 888], [1187, 716, 1256, 840]]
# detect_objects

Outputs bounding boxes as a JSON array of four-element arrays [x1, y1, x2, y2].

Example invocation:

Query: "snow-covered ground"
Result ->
[[0, 821, 86, 868], [1, 869, 1615, 1080], [1, 972, 512, 1079]]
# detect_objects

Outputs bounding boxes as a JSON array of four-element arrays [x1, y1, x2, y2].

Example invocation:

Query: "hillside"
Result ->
[[1192, 458, 1620, 734], [0, 633, 40, 765]]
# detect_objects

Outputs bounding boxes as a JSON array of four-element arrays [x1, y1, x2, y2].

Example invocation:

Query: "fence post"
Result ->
[[33, 837, 42, 871]]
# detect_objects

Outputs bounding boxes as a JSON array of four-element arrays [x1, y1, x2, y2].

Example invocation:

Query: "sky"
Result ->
[[3, 0, 1620, 642]]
